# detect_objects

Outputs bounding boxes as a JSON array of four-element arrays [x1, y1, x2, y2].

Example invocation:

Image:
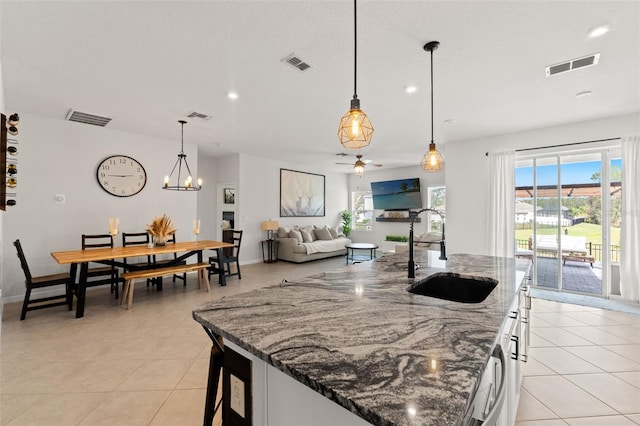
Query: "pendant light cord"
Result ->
[[181, 122, 185, 154], [353, 0, 357, 100], [179, 119, 186, 155], [430, 47, 434, 143]]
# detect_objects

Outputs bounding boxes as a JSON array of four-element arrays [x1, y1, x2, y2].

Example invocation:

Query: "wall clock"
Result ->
[[96, 155, 147, 197]]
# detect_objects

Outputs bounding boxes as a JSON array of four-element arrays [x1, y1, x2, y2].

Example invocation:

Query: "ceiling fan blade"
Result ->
[[335, 162, 355, 165]]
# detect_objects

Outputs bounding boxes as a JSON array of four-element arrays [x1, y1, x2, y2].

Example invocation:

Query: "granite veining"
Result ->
[[193, 250, 531, 425]]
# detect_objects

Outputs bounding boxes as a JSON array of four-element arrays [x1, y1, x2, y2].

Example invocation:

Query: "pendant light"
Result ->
[[353, 154, 366, 176], [421, 41, 445, 172], [162, 120, 202, 191], [338, 0, 373, 149]]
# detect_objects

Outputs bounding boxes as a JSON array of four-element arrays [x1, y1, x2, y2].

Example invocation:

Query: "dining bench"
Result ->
[[120, 262, 211, 310]]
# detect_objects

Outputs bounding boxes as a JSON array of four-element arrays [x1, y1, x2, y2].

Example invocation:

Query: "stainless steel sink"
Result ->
[[408, 273, 497, 303]]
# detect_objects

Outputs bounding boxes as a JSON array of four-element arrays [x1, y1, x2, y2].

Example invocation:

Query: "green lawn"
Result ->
[[515, 223, 620, 246]]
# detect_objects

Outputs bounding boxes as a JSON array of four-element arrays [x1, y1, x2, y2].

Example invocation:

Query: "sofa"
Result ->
[[276, 225, 351, 263]]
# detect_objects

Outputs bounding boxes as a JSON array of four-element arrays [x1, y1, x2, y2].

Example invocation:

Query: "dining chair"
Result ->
[[208, 229, 243, 282], [14, 239, 73, 320], [122, 232, 153, 286], [82, 234, 120, 299], [152, 232, 186, 285]]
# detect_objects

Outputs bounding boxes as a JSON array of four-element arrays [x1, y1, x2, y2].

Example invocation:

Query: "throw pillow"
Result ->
[[289, 229, 303, 244], [300, 225, 316, 241], [328, 227, 339, 239], [277, 227, 291, 238], [301, 229, 314, 243], [314, 227, 333, 241]]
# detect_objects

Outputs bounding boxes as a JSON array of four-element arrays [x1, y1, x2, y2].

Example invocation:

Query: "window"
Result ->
[[427, 186, 446, 233], [352, 191, 373, 231]]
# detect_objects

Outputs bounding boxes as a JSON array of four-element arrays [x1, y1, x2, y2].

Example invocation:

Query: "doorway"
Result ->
[[217, 182, 236, 240], [515, 148, 621, 297]]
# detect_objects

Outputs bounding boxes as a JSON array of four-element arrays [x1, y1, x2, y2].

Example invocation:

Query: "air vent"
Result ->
[[185, 111, 212, 120], [281, 53, 312, 72], [65, 109, 112, 127], [546, 53, 600, 77], [335, 152, 349, 157]]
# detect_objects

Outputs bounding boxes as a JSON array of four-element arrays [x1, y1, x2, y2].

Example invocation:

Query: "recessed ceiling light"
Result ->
[[588, 25, 609, 38], [227, 92, 238, 100], [405, 85, 417, 94], [576, 90, 593, 98]]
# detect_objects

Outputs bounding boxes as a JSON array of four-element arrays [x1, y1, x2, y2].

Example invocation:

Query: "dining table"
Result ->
[[51, 239, 234, 318]]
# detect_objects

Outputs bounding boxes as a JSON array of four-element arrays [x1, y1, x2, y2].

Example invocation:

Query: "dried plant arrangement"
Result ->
[[146, 214, 176, 244]]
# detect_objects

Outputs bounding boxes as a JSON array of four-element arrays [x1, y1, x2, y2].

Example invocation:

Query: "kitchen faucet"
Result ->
[[408, 208, 446, 278]]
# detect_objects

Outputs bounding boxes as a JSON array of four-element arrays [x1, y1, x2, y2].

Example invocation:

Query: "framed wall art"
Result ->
[[224, 187, 235, 204], [280, 168, 325, 217]]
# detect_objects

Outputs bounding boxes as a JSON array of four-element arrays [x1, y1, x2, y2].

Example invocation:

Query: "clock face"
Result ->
[[96, 155, 147, 197]]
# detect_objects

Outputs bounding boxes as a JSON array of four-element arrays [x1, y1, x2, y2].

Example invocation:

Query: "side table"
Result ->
[[345, 243, 379, 265], [261, 239, 279, 263]]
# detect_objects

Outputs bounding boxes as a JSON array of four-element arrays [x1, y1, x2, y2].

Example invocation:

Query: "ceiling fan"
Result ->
[[335, 154, 383, 167], [335, 154, 383, 176]]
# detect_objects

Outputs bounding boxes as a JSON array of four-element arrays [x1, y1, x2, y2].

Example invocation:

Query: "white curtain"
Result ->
[[620, 135, 640, 302], [488, 151, 515, 257]]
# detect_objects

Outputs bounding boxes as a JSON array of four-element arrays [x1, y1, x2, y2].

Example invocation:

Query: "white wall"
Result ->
[[347, 165, 445, 247], [446, 113, 640, 256], [2, 113, 199, 301]]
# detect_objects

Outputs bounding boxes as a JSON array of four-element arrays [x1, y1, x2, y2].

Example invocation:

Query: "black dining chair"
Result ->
[[82, 234, 120, 299], [14, 239, 73, 320], [152, 232, 186, 285], [208, 229, 243, 282], [122, 232, 154, 286]]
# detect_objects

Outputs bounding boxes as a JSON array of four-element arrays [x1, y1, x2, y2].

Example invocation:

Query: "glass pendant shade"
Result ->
[[421, 142, 444, 172], [339, 99, 374, 149]]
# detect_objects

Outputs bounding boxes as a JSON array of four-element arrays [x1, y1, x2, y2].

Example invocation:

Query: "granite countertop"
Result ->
[[193, 250, 531, 426]]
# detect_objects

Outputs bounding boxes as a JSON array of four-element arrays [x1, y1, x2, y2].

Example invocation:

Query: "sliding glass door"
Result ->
[[515, 147, 621, 297]]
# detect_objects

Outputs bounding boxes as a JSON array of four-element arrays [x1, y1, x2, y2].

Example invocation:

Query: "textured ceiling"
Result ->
[[2, 1, 639, 173]]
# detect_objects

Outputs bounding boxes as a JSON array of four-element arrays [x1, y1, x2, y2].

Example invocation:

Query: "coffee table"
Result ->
[[345, 243, 379, 265]]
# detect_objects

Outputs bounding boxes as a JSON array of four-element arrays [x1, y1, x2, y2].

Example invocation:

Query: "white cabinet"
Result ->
[[224, 340, 371, 426], [469, 279, 531, 426]]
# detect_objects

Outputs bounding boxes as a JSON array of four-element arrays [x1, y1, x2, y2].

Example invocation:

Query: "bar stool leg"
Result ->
[[204, 335, 224, 425]]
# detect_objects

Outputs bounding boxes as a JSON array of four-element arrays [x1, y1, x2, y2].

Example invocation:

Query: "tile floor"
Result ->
[[1, 257, 639, 425], [516, 296, 640, 426]]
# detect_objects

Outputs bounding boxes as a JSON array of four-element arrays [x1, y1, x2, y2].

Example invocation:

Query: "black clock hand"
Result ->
[[108, 174, 134, 177]]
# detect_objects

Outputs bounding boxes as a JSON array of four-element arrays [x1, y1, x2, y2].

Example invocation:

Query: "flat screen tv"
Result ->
[[370, 178, 423, 210]]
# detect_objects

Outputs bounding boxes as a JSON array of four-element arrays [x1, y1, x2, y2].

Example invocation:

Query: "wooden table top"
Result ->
[[51, 240, 233, 264]]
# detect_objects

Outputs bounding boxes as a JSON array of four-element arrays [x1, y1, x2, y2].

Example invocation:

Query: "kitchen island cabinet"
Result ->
[[193, 250, 531, 425]]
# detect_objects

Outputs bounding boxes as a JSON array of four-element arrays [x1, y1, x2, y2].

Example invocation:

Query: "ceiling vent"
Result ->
[[281, 53, 311, 72], [545, 53, 600, 77], [185, 111, 212, 120], [65, 109, 112, 126]]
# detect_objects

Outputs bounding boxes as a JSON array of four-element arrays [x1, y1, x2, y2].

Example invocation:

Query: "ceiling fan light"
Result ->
[[353, 156, 366, 176], [421, 142, 444, 172]]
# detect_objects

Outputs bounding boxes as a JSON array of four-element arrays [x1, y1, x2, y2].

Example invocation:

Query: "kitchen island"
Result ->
[[193, 250, 531, 425]]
